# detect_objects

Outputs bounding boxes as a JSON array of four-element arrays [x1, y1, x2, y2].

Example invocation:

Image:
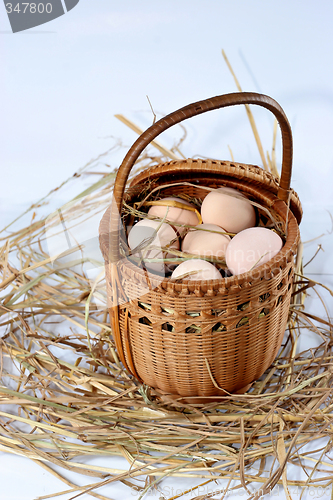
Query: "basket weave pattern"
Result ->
[[106, 262, 293, 396], [99, 93, 301, 397]]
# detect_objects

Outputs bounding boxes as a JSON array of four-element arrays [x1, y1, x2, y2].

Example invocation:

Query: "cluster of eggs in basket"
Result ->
[[127, 187, 283, 280]]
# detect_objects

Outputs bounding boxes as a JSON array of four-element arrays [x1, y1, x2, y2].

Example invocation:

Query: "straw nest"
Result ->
[[1, 58, 333, 500]]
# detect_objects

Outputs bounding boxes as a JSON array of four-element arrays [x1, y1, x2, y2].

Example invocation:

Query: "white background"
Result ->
[[1, 1, 333, 499]]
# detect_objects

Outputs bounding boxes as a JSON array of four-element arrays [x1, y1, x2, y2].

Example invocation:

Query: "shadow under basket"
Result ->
[[99, 92, 302, 398]]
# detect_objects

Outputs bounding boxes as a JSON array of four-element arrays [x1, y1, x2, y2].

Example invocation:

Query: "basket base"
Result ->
[[154, 383, 252, 406]]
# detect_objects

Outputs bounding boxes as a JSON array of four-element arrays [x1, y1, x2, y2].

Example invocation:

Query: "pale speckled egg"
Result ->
[[128, 219, 179, 273], [225, 227, 283, 276], [148, 197, 200, 236], [171, 259, 221, 281], [201, 187, 256, 234], [182, 223, 230, 260]]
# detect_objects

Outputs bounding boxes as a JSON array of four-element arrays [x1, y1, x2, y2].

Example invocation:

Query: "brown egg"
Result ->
[[148, 197, 200, 236], [182, 223, 230, 261], [225, 227, 283, 275], [201, 187, 256, 234], [128, 219, 179, 273], [171, 259, 222, 281]]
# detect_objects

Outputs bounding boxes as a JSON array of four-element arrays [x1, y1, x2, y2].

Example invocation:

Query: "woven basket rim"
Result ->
[[128, 158, 302, 224]]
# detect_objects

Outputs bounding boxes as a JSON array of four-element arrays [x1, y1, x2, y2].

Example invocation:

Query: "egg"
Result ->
[[201, 187, 256, 234], [171, 259, 221, 281], [182, 223, 230, 260], [225, 227, 283, 275], [148, 197, 200, 236], [128, 219, 179, 273]]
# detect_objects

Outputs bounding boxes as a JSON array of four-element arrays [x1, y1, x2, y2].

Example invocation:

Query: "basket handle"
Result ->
[[110, 92, 293, 262]]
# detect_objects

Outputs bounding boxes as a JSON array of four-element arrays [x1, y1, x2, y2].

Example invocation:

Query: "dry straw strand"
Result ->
[[222, 49, 269, 171]]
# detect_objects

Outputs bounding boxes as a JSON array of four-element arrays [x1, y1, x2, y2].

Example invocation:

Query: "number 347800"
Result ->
[[5, 3, 53, 14]]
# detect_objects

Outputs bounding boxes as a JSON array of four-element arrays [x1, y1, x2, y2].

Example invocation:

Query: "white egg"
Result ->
[[182, 223, 230, 260], [225, 227, 283, 275], [201, 187, 256, 234], [171, 259, 221, 281], [128, 219, 179, 273], [148, 197, 200, 235]]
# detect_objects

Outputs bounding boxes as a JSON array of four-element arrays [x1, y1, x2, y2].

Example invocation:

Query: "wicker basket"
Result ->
[[99, 92, 302, 398]]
